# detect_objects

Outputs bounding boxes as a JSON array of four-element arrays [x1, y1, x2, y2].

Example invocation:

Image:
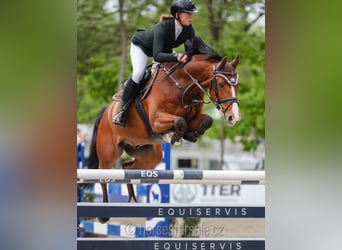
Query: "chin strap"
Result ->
[[175, 12, 186, 28]]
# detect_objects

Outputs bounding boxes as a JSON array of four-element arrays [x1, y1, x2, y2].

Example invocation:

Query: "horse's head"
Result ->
[[180, 37, 240, 126], [209, 55, 240, 126]]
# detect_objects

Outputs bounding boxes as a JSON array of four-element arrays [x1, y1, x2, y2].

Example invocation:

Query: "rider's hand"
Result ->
[[176, 53, 188, 63]]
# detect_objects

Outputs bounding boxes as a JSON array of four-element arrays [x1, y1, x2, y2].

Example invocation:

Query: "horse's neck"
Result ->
[[184, 58, 214, 88], [156, 58, 214, 90]]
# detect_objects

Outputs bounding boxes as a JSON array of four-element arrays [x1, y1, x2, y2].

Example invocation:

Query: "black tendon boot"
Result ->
[[112, 78, 139, 127]]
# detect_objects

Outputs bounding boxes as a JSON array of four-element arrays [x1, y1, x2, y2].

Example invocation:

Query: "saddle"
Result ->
[[112, 63, 159, 102]]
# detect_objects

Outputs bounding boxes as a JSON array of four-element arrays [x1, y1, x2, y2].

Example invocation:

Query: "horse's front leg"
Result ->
[[152, 111, 187, 144], [184, 114, 213, 142]]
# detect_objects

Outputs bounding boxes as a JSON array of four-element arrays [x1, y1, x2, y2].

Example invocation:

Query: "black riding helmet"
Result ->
[[170, 0, 197, 18]]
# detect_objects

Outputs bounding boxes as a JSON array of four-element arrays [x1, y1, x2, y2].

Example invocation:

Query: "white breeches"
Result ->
[[130, 43, 148, 83]]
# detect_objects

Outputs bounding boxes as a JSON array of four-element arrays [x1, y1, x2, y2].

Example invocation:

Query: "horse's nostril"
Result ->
[[228, 115, 233, 122]]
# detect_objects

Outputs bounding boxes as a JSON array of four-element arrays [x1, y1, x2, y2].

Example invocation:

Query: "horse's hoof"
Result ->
[[128, 197, 137, 203], [174, 139, 182, 145], [98, 217, 110, 224], [162, 132, 173, 143], [183, 135, 196, 143], [170, 134, 182, 145]]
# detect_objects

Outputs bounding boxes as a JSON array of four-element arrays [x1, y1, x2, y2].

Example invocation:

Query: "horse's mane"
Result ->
[[185, 37, 222, 61]]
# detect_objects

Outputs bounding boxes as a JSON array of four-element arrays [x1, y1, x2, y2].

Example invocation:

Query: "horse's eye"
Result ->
[[219, 82, 225, 88]]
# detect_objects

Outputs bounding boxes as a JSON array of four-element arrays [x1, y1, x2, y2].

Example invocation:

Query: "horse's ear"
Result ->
[[232, 54, 240, 68], [217, 56, 227, 70]]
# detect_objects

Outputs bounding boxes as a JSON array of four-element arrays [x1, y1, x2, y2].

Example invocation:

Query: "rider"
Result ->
[[113, 0, 198, 127]]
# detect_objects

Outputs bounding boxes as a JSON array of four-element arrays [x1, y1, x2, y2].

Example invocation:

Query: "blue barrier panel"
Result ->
[[77, 143, 85, 169], [77, 238, 265, 250], [81, 220, 146, 237], [77, 203, 265, 218]]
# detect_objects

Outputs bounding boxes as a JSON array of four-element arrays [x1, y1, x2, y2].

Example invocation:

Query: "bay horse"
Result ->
[[85, 37, 240, 223]]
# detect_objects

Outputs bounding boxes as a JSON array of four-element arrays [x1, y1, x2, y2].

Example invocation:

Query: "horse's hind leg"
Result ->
[[96, 107, 124, 223], [97, 150, 123, 223], [122, 160, 137, 203], [123, 144, 163, 202], [97, 183, 111, 223]]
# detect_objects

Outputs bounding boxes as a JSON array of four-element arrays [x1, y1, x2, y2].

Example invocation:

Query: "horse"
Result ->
[[84, 37, 240, 223]]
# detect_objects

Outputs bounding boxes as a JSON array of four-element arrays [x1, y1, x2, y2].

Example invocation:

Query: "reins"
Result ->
[[159, 61, 239, 113], [159, 62, 183, 89]]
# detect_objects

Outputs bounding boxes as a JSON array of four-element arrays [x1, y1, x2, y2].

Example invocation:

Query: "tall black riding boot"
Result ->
[[112, 78, 139, 127]]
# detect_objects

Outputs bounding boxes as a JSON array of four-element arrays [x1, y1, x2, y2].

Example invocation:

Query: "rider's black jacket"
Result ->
[[132, 18, 195, 62]]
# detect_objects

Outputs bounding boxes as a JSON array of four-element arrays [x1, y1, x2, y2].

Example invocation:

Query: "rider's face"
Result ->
[[178, 12, 193, 26]]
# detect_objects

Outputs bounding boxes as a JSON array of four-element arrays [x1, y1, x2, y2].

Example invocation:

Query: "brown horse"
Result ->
[[85, 37, 240, 223]]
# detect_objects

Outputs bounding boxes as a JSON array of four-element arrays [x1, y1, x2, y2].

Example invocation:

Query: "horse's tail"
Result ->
[[88, 105, 107, 170], [78, 105, 107, 190]]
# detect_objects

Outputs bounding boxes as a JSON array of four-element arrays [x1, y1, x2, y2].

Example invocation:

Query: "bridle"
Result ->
[[160, 61, 239, 114], [209, 64, 239, 113]]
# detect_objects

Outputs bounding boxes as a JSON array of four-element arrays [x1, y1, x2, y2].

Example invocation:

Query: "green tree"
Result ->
[[196, 0, 265, 151], [77, 0, 169, 122]]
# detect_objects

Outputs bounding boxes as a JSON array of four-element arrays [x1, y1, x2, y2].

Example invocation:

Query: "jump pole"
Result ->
[[77, 169, 265, 185]]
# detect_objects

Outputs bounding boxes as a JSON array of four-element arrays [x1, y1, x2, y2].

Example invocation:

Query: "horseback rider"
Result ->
[[113, 0, 198, 127]]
